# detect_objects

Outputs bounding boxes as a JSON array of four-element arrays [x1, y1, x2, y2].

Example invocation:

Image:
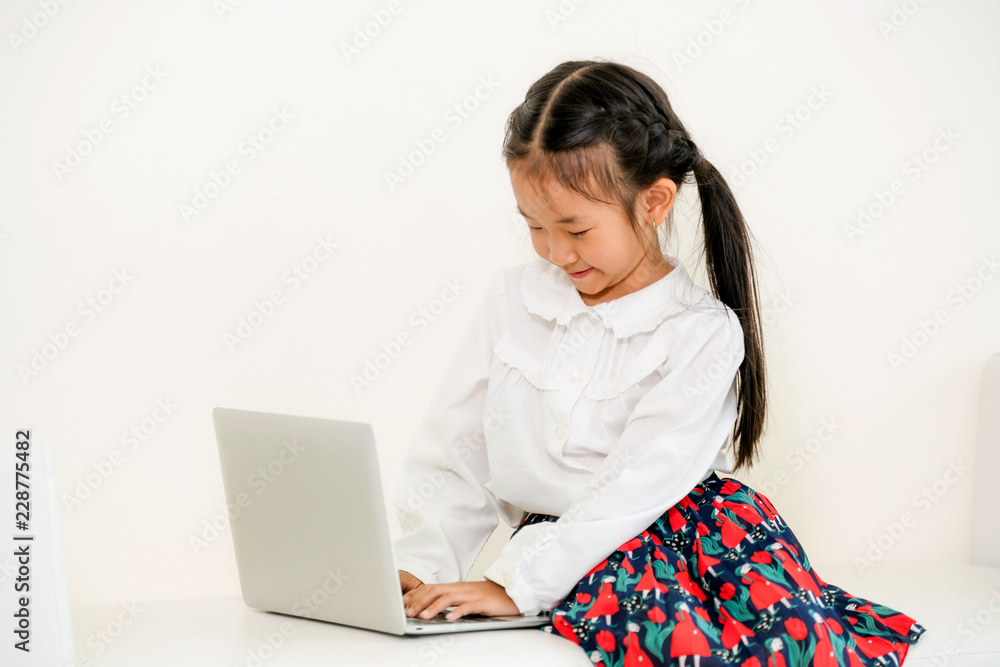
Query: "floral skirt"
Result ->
[[513, 471, 926, 666]]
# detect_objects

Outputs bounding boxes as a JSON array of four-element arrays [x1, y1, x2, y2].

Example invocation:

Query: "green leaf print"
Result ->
[[868, 601, 907, 618], [651, 557, 676, 580], [640, 619, 671, 662], [720, 585, 756, 624], [845, 612, 882, 635], [596, 645, 617, 667], [699, 532, 728, 558], [745, 559, 794, 590], [616, 565, 645, 593], [825, 622, 850, 655], [786, 629, 812, 665], [725, 487, 756, 505]]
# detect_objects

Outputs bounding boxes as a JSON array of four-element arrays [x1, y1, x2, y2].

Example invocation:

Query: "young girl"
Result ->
[[392, 59, 926, 666]]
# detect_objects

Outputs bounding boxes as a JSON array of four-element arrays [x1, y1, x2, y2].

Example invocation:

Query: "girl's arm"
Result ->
[[482, 305, 745, 615], [391, 269, 514, 587]]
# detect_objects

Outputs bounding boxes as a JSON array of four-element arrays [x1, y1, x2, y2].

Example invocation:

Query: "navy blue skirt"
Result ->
[[512, 471, 926, 666]]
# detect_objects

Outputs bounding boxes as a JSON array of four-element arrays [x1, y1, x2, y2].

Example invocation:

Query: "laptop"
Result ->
[[211, 406, 552, 635]]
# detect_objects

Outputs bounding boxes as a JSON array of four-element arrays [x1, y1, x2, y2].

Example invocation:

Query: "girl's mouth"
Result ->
[[568, 267, 593, 279]]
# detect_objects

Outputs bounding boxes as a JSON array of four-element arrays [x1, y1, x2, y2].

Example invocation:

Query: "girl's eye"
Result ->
[[526, 226, 589, 238]]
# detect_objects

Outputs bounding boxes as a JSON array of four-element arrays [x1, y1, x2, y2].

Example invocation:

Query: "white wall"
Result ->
[[1, 0, 997, 615]]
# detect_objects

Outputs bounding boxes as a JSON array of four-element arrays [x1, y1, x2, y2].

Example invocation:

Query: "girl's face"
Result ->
[[510, 166, 676, 306]]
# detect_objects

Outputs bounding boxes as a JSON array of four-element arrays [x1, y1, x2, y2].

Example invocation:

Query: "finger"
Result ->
[[418, 591, 458, 620], [403, 587, 423, 606], [444, 601, 478, 620], [403, 583, 426, 608], [404, 585, 436, 617]]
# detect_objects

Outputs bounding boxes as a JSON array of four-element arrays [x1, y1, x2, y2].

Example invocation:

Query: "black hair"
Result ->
[[502, 58, 767, 473]]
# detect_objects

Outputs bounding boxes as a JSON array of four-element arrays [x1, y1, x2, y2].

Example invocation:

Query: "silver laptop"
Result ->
[[212, 407, 551, 635]]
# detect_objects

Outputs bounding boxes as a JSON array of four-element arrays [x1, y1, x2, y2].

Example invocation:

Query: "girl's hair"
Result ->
[[502, 59, 767, 473]]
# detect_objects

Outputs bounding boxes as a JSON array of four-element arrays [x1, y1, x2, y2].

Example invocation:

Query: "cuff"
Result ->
[[481, 522, 558, 616], [483, 562, 548, 616]]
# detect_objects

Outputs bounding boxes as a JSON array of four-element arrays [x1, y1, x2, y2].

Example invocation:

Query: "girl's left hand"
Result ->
[[403, 580, 520, 620]]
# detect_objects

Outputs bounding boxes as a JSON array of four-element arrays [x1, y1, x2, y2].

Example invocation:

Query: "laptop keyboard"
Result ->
[[408, 611, 504, 624]]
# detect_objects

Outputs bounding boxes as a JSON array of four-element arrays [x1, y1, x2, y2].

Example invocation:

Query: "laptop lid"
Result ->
[[213, 407, 411, 635]]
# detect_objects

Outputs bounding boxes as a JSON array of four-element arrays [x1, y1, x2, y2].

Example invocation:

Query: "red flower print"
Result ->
[[575, 592, 592, 605], [720, 582, 736, 600], [552, 613, 579, 644], [694, 606, 710, 622], [741, 657, 762, 667], [825, 617, 843, 635], [751, 550, 772, 564], [648, 607, 667, 624], [596, 629, 616, 652], [784, 617, 808, 641], [697, 522, 710, 536]]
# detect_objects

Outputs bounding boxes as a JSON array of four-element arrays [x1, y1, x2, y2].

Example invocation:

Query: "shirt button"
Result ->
[[554, 425, 567, 439], [570, 372, 584, 384]]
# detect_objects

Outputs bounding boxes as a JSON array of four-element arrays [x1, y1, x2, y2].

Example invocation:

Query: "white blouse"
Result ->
[[391, 253, 745, 616]]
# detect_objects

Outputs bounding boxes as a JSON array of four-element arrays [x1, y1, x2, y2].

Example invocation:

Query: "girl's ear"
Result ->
[[642, 177, 677, 225]]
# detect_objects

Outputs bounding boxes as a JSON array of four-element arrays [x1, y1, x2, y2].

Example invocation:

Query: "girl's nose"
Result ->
[[548, 237, 577, 265]]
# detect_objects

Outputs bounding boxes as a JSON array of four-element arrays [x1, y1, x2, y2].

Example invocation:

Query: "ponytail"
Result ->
[[691, 157, 768, 473]]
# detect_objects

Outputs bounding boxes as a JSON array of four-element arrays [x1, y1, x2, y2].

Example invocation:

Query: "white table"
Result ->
[[69, 560, 1000, 666], [70, 595, 593, 667]]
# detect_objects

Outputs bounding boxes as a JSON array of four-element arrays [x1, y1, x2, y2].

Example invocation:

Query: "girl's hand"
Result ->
[[399, 570, 423, 594], [402, 580, 520, 620]]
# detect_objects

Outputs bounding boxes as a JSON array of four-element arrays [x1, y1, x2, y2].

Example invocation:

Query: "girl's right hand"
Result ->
[[399, 570, 424, 595]]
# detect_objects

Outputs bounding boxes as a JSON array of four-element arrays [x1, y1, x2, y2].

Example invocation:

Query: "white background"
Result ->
[[1, 0, 996, 629]]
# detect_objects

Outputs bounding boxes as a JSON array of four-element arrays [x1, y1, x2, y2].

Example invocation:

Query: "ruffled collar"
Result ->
[[520, 254, 708, 338]]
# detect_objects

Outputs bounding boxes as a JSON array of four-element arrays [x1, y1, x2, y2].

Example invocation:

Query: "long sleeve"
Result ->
[[481, 306, 745, 615], [391, 269, 514, 587]]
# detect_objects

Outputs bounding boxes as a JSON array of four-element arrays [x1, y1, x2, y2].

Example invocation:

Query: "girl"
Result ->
[[393, 59, 926, 666]]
